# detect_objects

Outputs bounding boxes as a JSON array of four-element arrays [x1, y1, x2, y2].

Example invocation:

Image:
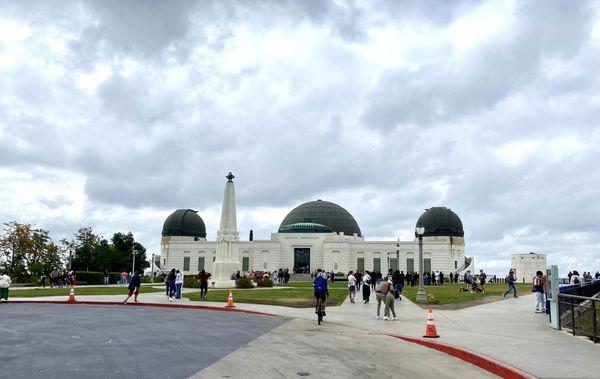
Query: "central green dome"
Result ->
[[162, 209, 206, 238], [416, 207, 464, 237], [279, 200, 362, 236]]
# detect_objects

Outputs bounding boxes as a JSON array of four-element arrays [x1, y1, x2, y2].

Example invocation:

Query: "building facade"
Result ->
[[511, 253, 547, 283], [160, 176, 471, 277]]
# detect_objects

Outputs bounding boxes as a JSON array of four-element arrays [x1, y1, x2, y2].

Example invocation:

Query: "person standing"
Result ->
[[393, 270, 402, 300], [533, 271, 545, 313], [374, 278, 391, 319], [479, 269, 487, 291], [175, 269, 183, 299], [362, 271, 372, 304], [120, 271, 127, 286], [449, 272, 453, 284], [123, 270, 141, 303], [435, 271, 441, 286], [347, 271, 357, 303], [167, 268, 176, 301], [384, 281, 397, 320], [355, 272, 362, 293], [0, 272, 11, 301], [571, 271, 581, 284], [104, 270, 110, 286], [503, 270, 518, 298]]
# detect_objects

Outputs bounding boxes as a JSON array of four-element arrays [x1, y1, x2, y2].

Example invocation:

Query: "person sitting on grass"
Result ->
[[123, 270, 141, 304]]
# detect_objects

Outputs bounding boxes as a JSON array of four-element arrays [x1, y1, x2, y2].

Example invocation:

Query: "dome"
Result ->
[[279, 200, 362, 236], [416, 207, 464, 237], [162, 209, 206, 238], [278, 221, 333, 233]]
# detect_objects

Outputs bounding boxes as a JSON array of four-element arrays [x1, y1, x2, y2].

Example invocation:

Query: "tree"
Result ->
[[0, 222, 64, 282], [69, 226, 101, 271]]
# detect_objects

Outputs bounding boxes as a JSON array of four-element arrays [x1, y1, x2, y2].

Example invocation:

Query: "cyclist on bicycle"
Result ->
[[314, 268, 329, 316]]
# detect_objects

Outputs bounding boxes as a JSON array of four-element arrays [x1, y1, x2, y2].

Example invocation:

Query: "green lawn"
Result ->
[[9, 286, 164, 298], [184, 287, 349, 308], [401, 282, 532, 306]]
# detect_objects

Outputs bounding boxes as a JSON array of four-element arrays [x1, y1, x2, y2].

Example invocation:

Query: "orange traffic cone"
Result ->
[[68, 288, 76, 303], [423, 308, 439, 338], [225, 291, 235, 308]]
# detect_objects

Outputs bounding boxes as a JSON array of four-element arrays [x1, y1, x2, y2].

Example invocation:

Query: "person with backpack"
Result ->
[[166, 268, 176, 301], [533, 271, 545, 313], [198, 270, 211, 300], [313, 269, 329, 316], [503, 270, 518, 298]]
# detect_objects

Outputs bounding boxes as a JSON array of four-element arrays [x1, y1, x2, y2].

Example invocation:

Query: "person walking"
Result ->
[[503, 270, 518, 298], [0, 272, 11, 301], [104, 270, 110, 286], [375, 278, 393, 320], [533, 271, 545, 313], [198, 270, 210, 300], [120, 271, 127, 286], [392, 270, 402, 300], [167, 268, 176, 301], [123, 270, 141, 303], [347, 271, 357, 303], [362, 271, 372, 304], [175, 269, 183, 299]]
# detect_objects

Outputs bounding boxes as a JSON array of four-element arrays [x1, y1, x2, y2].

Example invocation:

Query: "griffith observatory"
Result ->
[[160, 173, 473, 286]]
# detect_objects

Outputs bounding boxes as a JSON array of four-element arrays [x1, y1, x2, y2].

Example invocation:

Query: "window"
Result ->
[[357, 257, 364, 272], [242, 256, 250, 271], [454, 261, 457, 269], [213, 256, 216, 262], [183, 256, 190, 271], [407, 258, 414, 273], [424, 258, 431, 273], [388, 258, 397, 271], [334, 262, 338, 270], [198, 257, 205, 271], [374, 257, 381, 272], [263, 262, 267, 269]]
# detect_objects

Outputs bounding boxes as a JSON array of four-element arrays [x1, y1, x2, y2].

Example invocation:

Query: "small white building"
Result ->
[[159, 174, 472, 277], [511, 252, 547, 283]]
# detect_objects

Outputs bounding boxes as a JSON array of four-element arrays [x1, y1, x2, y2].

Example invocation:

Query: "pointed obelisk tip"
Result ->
[[226, 172, 235, 182]]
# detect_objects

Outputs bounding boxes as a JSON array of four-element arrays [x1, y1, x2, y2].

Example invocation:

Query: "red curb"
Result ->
[[6, 300, 280, 318], [388, 334, 538, 379]]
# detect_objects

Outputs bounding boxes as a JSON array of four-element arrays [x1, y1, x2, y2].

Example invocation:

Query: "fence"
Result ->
[[557, 279, 600, 343]]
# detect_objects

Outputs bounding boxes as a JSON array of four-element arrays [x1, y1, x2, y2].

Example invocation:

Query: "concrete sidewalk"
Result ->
[[9, 291, 599, 378]]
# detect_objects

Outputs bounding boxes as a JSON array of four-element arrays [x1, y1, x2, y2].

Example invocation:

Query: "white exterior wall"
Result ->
[[511, 253, 547, 283], [161, 233, 466, 276]]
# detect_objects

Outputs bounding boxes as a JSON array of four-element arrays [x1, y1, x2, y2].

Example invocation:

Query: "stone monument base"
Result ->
[[212, 261, 240, 288]]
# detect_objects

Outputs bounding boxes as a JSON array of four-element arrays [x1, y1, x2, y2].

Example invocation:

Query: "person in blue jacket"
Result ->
[[313, 268, 329, 316], [124, 270, 141, 303]]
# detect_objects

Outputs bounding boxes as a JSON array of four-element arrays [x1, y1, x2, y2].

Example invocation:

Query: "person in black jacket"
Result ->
[[123, 270, 141, 303]]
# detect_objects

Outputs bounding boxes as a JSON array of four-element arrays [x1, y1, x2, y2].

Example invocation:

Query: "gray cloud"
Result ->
[[1, 1, 599, 274]]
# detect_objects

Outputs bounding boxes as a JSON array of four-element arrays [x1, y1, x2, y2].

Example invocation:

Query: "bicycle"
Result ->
[[316, 296, 324, 325]]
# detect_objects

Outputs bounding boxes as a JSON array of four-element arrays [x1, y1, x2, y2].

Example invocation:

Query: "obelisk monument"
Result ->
[[212, 172, 240, 288]]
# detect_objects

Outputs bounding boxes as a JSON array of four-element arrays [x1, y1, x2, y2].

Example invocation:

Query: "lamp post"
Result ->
[[415, 223, 427, 303], [396, 238, 400, 271], [132, 248, 137, 275], [151, 253, 155, 277]]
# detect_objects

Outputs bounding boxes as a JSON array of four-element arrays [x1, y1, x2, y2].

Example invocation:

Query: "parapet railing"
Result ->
[[557, 281, 600, 344]]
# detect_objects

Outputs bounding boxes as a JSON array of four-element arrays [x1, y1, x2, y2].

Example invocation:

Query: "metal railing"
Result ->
[[557, 280, 600, 343]]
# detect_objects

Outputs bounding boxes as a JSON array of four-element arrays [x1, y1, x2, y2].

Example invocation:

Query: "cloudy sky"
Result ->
[[1, 0, 599, 275]]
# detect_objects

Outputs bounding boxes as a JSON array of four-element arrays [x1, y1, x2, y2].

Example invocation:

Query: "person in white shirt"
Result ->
[[175, 270, 184, 299], [0, 272, 11, 301], [362, 271, 372, 304], [347, 271, 357, 303]]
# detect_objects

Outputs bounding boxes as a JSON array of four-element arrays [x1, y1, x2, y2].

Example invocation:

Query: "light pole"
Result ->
[[131, 248, 137, 275], [151, 253, 155, 277], [396, 238, 400, 271], [415, 223, 427, 303]]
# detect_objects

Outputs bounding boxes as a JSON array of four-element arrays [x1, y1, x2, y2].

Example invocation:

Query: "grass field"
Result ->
[[184, 287, 349, 308], [401, 282, 532, 307], [9, 286, 164, 298]]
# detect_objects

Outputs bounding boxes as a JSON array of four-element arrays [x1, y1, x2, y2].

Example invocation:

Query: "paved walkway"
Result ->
[[9, 290, 600, 378]]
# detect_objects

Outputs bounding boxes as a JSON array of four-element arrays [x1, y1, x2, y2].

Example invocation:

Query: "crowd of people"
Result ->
[[567, 270, 600, 284]]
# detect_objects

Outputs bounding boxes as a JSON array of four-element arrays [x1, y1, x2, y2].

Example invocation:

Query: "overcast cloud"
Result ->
[[1, 0, 600, 275]]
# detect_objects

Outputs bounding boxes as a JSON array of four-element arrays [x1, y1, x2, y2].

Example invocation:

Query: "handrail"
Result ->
[[558, 293, 599, 301]]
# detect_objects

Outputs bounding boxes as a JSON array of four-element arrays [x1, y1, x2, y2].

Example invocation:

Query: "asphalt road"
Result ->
[[0, 304, 286, 379]]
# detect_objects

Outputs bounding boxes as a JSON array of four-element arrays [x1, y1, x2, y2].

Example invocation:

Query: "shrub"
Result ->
[[235, 277, 254, 289], [256, 277, 273, 287], [184, 275, 199, 288]]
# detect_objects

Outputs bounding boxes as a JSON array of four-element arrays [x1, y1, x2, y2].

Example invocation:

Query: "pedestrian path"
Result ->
[[9, 290, 600, 378]]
